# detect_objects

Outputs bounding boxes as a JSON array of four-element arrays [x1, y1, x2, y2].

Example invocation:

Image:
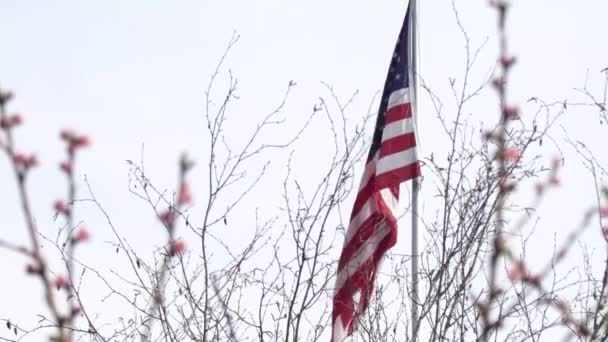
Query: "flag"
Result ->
[[331, 6, 420, 341]]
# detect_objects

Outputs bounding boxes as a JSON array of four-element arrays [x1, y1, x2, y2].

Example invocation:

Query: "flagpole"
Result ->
[[409, 0, 421, 340]]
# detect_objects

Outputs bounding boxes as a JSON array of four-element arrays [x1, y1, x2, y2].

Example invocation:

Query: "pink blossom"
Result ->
[[535, 183, 545, 196], [552, 157, 562, 170], [600, 206, 608, 217], [527, 274, 541, 287], [10, 114, 22, 126], [25, 264, 42, 275], [66, 133, 91, 154], [492, 77, 504, 91], [13, 153, 28, 165], [54, 275, 69, 290], [60, 160, 72, 174], [54, 200, 68, 215], [159, 209, 176, 227], [74, 135, 91, 147], [13, 153, 37, 168], [502, 105, 520, 120], [549, 176, 560, 186], [26, 155, 38, 168], [74, 228, 91, 243], [499, 179, 516, 192], [501, 148, 521, 162], [60, 129, 75, 141], [500, 56, 517, 68], [178, 182, 192, 206], [508, 262, 526, 281], [482, 130, 494, 142], [0, 114, 22, 129], [170, 240, 187, 256]]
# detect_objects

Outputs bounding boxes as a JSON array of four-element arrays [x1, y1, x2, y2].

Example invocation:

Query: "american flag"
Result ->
[[332, 6, 420, 341]]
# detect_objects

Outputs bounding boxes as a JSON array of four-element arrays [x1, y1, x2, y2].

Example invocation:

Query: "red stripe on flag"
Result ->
[[379, 132, 417, 158], [337, 212, 383, 270], [373, 162, 421, 190], [384, 103, 412, 124]]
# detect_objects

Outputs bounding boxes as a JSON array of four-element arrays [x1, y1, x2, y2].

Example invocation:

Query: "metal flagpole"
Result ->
[[409, 0, 421, 340]]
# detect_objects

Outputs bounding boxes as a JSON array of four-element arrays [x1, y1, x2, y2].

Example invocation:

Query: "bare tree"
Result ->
[[1, 2, 608, 342]]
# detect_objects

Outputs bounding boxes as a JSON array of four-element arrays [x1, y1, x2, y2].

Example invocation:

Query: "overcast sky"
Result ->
[[1, 1, 607, 341]]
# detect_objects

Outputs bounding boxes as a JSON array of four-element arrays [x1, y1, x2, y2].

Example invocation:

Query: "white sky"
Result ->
[[1, 0, 607, 341]]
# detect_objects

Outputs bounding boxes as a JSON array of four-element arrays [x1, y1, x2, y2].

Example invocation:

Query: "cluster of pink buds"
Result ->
[[178, 182, 192, 206], [53, 274, 70, 291], [508, 261, 541, 286], [13, 153, 38, 169], [159, 209, 176, 228], [0, 113, 22, 129], [60, 129, 90, 155], [59, 160, 72, 174], [170, 240, 187, 256], [53, 200, 70, 216], [500, 56, 517, 69], [25, 263, 44, 275], [502, 105, 520, 121], [499, 147, 520, 162], [71, 228, 91, 244]]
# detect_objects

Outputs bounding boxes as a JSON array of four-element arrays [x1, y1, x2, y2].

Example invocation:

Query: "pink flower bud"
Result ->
[[501, 148, 521, 162], [500, 56, 517, 69], [502, 105, 520, 120], [527, 274, 541, 287], [13, 153, 28, 165], [482, 130, 494, 142], [178, 182, 192, 206], [492, 77, 505, 91], [73, 228, 91, 243], [508, 262, 526, 281], [549, 176, 560, 186], [10, 114, 22, 126], [552, 157, 562, 170], [13, 153, 37, 168], [74, 135, 91, 147], [60, 160, 72, 174], [54, 275, 69, 290], [54, 200, 68, 215], [60, 129, 75, 141], [159, 209, 176, 227], [600, 206, 608, 217], [499, 179, 516, 192], [170, 240, 187, 256], [535, 183, 545, 195], [25, 264, 43, 275], [25, 155, 38, 168]]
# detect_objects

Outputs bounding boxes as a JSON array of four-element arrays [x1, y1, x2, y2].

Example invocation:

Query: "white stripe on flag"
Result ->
[[380, 188, 398, 213], [382, 118, 415, 142], [376, 148, 418, 175], [345, 198, 376, 246], [387, 88, 410, 110], [335, 222, 390, 295]]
